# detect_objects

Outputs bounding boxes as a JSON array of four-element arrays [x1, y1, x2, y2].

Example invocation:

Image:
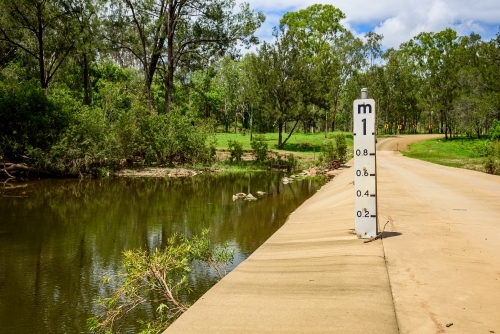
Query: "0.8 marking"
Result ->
[[356, 169, 369, 177], [355, 149, 369, 156]]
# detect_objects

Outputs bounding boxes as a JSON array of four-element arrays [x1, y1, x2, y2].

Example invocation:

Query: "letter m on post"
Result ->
[[358, 104, 372, 114]]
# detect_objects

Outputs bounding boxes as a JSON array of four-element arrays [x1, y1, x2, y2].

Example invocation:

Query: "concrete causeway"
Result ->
[[166, 135, 500, 333]]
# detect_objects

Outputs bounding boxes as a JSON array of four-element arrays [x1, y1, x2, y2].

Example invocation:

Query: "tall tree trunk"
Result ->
[[250, 108, 253, 141], [324, 110, 328, 138], [278, 120, 283, 149], [165, 50, 174, 113], [83, 53, 92, 105], [144, 46, 164, 98], [225, 100, 229, 132], [36, 4, 47, 89], [281, 120, 299, 148], [234, 112, 237, 134], [165, 2, 175, 113]]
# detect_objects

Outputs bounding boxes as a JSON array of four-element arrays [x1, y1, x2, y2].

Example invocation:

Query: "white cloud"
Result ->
[[239, 0, 500, 49]]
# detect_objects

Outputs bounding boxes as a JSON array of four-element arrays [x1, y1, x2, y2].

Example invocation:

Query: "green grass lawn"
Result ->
[[402, 137, 488, 172], [213, 131, 353, 170], [215, 131, 353, 155]]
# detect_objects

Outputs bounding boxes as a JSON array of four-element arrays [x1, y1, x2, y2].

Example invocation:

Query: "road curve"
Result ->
[[376, 134, 444, 151]]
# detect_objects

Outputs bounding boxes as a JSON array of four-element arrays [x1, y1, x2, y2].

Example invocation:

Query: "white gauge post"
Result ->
[[353, 88, 378, 238]]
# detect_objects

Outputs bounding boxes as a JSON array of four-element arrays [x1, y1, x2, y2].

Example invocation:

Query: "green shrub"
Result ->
[[48, 105, 110, 175], [320, 140, 337, 165], [319, 135, 347, 168], [250, 134, 268, 163], [266, 153, 298, 172], [88, 229, 234, 333], [334, 134, 347, 162], [142, 112, 213, 165], [0, 82, 71, 160], [484, 140, 500, 175], [227, 140, 244, 163], [490, 120, 500, 141]]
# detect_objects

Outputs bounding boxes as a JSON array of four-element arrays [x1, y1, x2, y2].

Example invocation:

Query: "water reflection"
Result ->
[[0, 172, 326, 333]]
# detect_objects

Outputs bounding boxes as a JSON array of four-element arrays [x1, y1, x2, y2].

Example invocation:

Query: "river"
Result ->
[[0, 172, 326, 333]]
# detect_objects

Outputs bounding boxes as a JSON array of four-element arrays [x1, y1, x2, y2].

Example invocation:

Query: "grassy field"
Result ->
[[212, 131, 353, 170], [402, 137, 488, 172], [215, 131, 353, 156]]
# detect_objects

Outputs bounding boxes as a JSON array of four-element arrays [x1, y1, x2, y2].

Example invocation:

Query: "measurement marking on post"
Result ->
[[353, 88, 378, 239]]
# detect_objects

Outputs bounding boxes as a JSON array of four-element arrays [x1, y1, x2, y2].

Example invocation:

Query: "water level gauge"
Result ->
[[353, 89, 378, 238]]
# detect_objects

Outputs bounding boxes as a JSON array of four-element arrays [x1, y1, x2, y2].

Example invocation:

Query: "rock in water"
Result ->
[[245, 193, 257, 201]]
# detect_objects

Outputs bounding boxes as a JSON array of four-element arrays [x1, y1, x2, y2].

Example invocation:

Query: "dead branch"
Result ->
[[1, 163, 52, 177]]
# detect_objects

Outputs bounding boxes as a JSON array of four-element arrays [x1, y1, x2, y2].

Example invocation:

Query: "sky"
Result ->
[[237, 0, 500, 49]]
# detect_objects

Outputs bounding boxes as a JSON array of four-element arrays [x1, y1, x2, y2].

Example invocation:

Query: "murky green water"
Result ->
[[0, 172, 326, 333]]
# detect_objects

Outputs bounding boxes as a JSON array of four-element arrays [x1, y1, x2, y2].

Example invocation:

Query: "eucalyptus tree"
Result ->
[[404, 28, 460, 138], [103, 0, 264, 113], [252, 29, 307, 149], [187, 66, 221, 121], [360, 32, 384, 111], [365, 31, 384, 68], [279, 4, 347, 136], [0, 0, 88, 89], [377, 45, 422, 133], [482, 28, 500, 122], [453, 33, 493, 137], [328, 31, 366, 131], [239, 54, 262, 139], [214, 57, 241, 132]]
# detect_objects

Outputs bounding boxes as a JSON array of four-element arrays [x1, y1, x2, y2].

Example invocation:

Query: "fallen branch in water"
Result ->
[[1, 162, 52, 178]]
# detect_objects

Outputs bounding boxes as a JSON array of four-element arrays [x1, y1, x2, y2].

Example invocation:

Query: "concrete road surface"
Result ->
[[377, 135, 500, 333], [166, 135, 500, 334]]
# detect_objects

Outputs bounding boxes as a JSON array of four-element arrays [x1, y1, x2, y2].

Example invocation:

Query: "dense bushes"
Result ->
[[484, 141, 500, 175], [318, 134, 347, 169], [48, 105, 216, 175], [484, 121, 500, 175], [490, 120, 500, 141], [227, 140, 244, 163], [250, 135, 268, 162], [0, 83, 71, 161], [1, 82, 216, 176]]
